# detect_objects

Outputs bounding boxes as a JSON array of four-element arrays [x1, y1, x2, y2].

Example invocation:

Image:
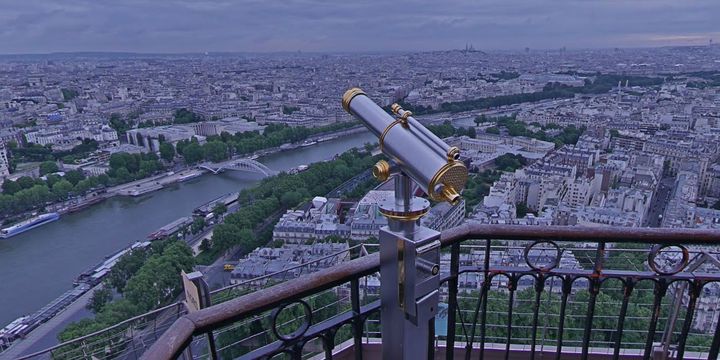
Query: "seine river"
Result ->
[[0, 131, 376, 327]]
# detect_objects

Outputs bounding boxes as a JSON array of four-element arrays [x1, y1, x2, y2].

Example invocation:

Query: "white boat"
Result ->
[[0, 213, 60, 239]]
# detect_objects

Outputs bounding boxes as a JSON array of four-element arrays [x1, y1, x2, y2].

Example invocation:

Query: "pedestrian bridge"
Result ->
[[198, 158, 278, 177]]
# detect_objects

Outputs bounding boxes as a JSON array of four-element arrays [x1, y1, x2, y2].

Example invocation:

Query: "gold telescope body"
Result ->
[[342, 88, 467, 205]]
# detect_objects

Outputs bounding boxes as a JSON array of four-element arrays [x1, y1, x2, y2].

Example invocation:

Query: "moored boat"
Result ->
[[0, 212, 60, 239]]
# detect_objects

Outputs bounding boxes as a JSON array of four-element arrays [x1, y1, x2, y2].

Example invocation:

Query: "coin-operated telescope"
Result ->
[[342, 88, 468, 359]]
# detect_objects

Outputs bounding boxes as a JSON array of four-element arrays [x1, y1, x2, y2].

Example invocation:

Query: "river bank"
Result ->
[[0, 126, 369, 229], [0, 129, 376, 329]]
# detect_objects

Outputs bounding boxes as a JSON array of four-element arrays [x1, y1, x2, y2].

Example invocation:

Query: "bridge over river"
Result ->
[[198, 158, 278, 177]]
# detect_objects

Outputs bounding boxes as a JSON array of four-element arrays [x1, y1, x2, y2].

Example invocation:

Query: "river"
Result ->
[[0, 131, 377, 327]]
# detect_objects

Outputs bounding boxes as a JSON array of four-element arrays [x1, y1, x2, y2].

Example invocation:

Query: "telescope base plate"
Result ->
[[378, 196, 430, 221]]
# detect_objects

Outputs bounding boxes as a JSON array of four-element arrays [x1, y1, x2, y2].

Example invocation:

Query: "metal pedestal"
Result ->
[[378, 173, 441, 359]]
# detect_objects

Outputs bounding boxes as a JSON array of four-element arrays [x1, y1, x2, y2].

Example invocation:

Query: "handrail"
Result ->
[[16, 302, 184, 360], [209, 243, 361, 296], [144, 252, 380, 359], [141, 224, 720, 360], [440, 223, 720, 246], [16, 245, 362, 360]]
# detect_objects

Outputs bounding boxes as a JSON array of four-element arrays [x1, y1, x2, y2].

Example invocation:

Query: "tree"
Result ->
[[65, 170, 86, 185], [203, 141, 229, 163], [486, 126, 500, 134], [109, 152, 128, 171], [173, 108, 204, 124], [61, 88, 79, 101], [199, 239, 214, 253], [713, 200, 720, 211], [59, 241, 194, 345], [0, 194, 15, 214], [516, 202, 529, 218], [97, 174, 110, 186], [211, 223, 242, 251], [109, 113, 130, 136], [426, 121, 455, 138], [495, 153, 526, 172], [475, 114, 489, 126], [39, 161, 59, 175], [106, 248, 149, 293], [52, 180, 74, 200], [86, 287, 113, 313], [123, 242, 194, 310], [191, 217, 206, 234], [175, 139, 189, 155], [17, 176, 36, 190], [74, 178, 98, 194], [467, 126, 477, 138], [282, 105, 300, 115], [159, 142, 175, 162], [2, 180, 20, 195], [212, 203, 228, 217], [182, 142, 204, 164], [45, 174, 61, 187], [280, 191, 302, 207], [114, 167, 132, 182], [139, 160, 159, 175]]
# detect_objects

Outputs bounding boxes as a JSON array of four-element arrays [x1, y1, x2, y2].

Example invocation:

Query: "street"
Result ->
[[646, 176, 675, 227]]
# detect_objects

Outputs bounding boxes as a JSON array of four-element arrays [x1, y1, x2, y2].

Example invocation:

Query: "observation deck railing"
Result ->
[[138, 224, 720, 360]]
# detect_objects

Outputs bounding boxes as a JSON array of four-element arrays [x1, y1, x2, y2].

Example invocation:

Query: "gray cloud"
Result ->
[[0, 0, 718, 54]]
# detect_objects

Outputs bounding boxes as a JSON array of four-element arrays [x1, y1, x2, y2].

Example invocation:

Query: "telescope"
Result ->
[[342, 88, 467, 206], [342, 88, 468, 359]]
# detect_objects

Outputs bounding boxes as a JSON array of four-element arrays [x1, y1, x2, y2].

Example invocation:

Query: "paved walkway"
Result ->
[[0, 284, 102, 360]]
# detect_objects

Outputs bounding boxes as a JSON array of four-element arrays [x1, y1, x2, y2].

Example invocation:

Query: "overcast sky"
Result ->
[[1, 0, 718, 54]]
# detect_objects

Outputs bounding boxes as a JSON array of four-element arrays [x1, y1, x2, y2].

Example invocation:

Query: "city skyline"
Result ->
[[1, 0, 719, 54], [1, 19, 720, 358]]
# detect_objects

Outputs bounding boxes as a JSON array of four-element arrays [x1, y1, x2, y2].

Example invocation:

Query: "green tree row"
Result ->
[[106, 151, 164, 182], [0, 152, 164, 218], [58, 241, 195, 349], [427, 121, 476, 138], [483, 116, 586, 148], [0, 170, 91, 217], [174, 137, 229, 164], [196, 149, 378, 264], [401, 74, 663, 115], [9, 138, 99, 165], [163, 121, 358, 165], [214, 122, 357, 157]]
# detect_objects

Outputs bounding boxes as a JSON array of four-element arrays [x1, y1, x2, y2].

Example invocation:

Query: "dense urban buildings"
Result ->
[[2, 45, 720, 357]]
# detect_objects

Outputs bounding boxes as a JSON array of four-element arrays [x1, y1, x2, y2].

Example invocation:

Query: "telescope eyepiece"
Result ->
[[390, 103, 402, 114], [441, 186, 461, 206], [447, 146, 461, 162], [372, 160, 391, 182]]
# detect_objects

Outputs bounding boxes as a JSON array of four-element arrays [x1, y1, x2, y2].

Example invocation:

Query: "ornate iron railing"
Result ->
[[142, 225, 720, 359]]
